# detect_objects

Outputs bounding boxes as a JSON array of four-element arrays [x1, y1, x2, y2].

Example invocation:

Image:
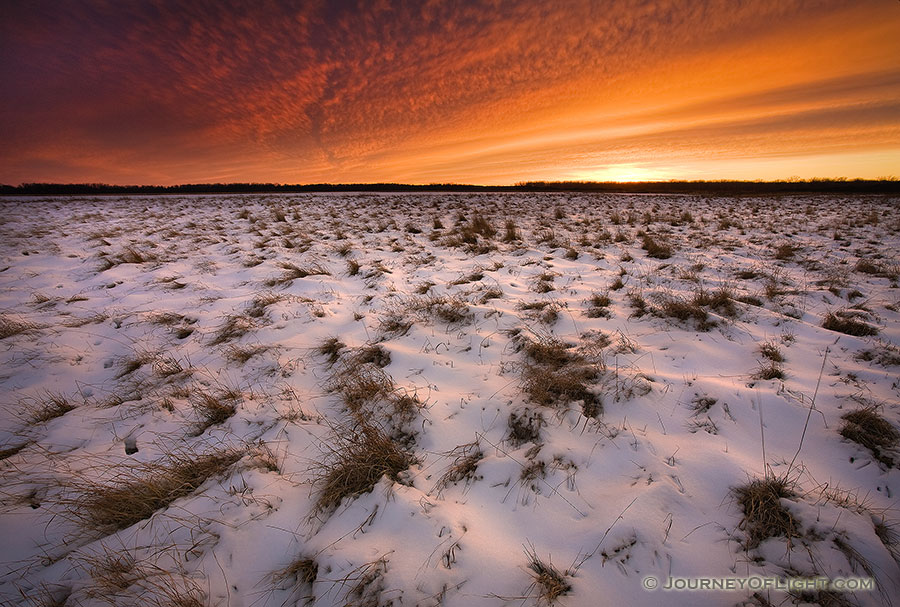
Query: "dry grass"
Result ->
[[265, 262, 330, 287], [753, 360, 786, 381], [0, 441, 31, 461], [310, 420, 416, 516], [732, 476, 798, 549], [517, 300, 560, 324], [773, 243, 798, 260], [21, 392, 76, 425], [642, 234, 673, 259], [317, 336, 346, 366], [245, 291, 285, 318], [0, 313, 39, 339], [507, 409, 544, 447], [326, 364, 394, 413], [759, 340, 784, 362], [822, 310, 878, 336], [224, 344, 269, 364], [61, 447, 243, 535], [431, 441, 483, 497], [113, 351, 151, 379], [840, 407, 899, 467], [190, 389, 240, 435], [377, 311, 413, 337], [856, 342, 900, 366], [410, 294, 472, 325], [209, 314, 256, 345], [269, 555, 318, 605], [80, 545, 208, 607], [524, 545, 572, 605], [586, 291, 612, 318], [692, 285, 738, 318], [515, 335, 602, 415], [652, 293, 716, 330]]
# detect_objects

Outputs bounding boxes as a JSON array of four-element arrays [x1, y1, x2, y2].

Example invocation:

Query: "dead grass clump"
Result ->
[[12, 584, 72, 607], [270, 555, 318, 603], [533, 272, 555, 293], [190, 390, 240, 435], [0, 313, 39, 339], [65, 448, 243, 534], [450, 270, 485, 285], [822, 310, 878, 337], [517, 300, 560, 324], [0, 441, 31, 461], [327, 365, 394, 413], [522, 363, 601, 412], [245, 291, 285, 318], [100, 246, 158, 270], [693, 285, 738, 318], [266, 262, 330, 287], [411, 295, 472, 325], [691, 395, 718, 414], [80, 546, 208, 607], [855, 342, 900, 366], [628, 291, 648, 317], [642, 234, 673, 259], [224, 344, 269, 364], [586, 292, 612, 318], [855, 258, 898, 279], [152, 355, 184, 379], [525, 546, 572, 605], [479, 286, 504, 302], [502, 219, 520, 242], [653, 293, 716, 330], [318, 337, 346, 366], [773, 243, 798, 260], [22, 392, 76, 425], [733, 476, 799, 549], [753, 360, 786, 381], [431, 442, 483, 496], [467, 213, 496, 238], [311, 421, 415, 515], [210, 314, 256, 345], [378, 311, 413, 337], [508, 410, 544, 447], [840, 407, 899, 467], [759, 340, 784, 362], [348, 344, 392, 368]]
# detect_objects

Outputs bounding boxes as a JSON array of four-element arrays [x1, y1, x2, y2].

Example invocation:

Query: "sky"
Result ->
[[1, 0, 899, 185]]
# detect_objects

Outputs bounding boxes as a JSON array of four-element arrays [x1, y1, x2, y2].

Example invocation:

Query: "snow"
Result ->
[[0, 192, 898, 606]]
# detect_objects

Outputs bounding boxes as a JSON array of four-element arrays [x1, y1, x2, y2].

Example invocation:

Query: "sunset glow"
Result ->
[[2, 0, 899, 185]]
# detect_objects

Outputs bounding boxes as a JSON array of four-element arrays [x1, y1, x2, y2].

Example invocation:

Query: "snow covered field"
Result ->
[[0, 192, 898, 607]]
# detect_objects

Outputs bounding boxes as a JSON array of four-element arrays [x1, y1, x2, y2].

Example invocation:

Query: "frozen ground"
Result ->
[[0, 193, 898, 607]]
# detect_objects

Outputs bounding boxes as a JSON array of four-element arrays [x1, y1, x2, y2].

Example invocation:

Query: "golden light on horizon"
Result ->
[[1, 1, 898, 186]]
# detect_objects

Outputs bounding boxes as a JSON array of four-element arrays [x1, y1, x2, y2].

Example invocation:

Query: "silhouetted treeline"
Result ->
[[1, 179, 898, 196]]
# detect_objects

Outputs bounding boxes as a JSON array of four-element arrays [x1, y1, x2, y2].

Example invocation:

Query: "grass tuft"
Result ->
[[822, 310, 878, 336], [642, 234, 673, 259], [190, 389, 240, 435], [524, 545, 572, 605], [733, 476, 798, 549], [62, 448, 243, 534], [310, 420, 416, 516], [0, 313, 39, 339], [22, 392, 76, 425], [840, 407, 899, 467], [317, 336, 346, 366]]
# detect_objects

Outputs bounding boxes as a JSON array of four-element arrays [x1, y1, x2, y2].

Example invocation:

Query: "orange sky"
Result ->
[[1, 0, 898, 185]]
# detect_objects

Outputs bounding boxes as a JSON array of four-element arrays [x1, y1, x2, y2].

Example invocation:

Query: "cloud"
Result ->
[[1, 0, 897, 184]]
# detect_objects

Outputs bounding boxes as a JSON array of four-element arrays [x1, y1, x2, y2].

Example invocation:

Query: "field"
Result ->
[[0, 193, 898, 607]]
